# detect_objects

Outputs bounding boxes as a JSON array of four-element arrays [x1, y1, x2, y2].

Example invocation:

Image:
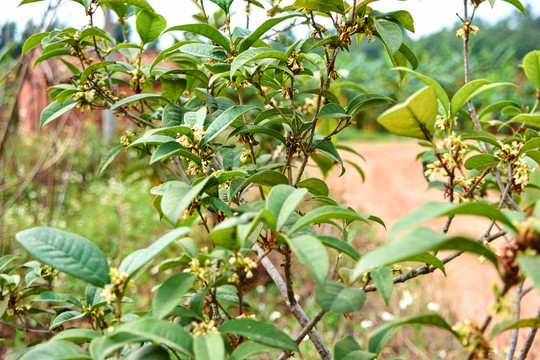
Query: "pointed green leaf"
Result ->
[[315, 281, 365, 313], [300, 53, 328, 80], [230, 48, 288, 80], [126, 345, 170, 360], [238, 14, 302, 53], [98, 0, 154, 12], [153, 273, 197, 319], [507, 113, 540, 128], [230, 342, 279, 360], [16, 227, 110, 287], [98, 145, 124, 174], [194, 333, 225, 360], [368, 314, 457, 354], [266, 185, 307, 230], [228, 125, 286, 144], [50, 310, 86, 330], [523, 50, 540, 90], [298, 178, 329, 196], [377, 87, 438, 140], [351, 227, 498, 283], [20, 341, 90, 360], [150, 141, 202, 167], [464, 154, 500, 171], [119, 227, 191, 277], [289, 206, 369, 234], [346, 93, 394, 117], [136, 10, 166, 45], [164, 24, 231, 53], [374, 19, 403, 55], [50, 328, 101, 343], [22, 32, 49, 55], [392, 67, 449, 114], [200, 105, 259, 146], [389, 201, 516, 240], [318, 235, 360, 261], [371, 267, 393, 306], [502, 0, 526, 15], [110, 93, 164, 110], [40, 100, 77, 129], [219, 319, 299, 351], [286, 234, 329, 285], [516, 255, 540, 294], [318, 103, 349, 119], [292, 0, 345, 13], [491, 318, 540, 338]]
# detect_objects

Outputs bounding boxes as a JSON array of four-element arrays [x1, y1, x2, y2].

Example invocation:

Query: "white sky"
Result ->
[[3, 0, 538, 41]]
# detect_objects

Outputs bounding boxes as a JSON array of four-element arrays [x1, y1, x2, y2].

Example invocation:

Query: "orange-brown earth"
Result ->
[[323, 140, 540, 357]]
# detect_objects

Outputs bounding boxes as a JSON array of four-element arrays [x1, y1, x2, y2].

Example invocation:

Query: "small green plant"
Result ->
[[4, 0, 540, 359]]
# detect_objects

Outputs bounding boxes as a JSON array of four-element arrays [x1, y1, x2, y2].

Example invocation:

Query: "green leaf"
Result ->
[[479, 100, 520, 119], [490, 318, 540, 338], [164, 24, 231, 53], [98, 0, 154, 12], [318, 235, 360, 261], [21, 32, 49, 55], [98, 145, 124, 174], [286, 234, 329, 285], [50, 328, 101, 343], [110, 93, 164, 110], [16, 227, 110, 287], [209, 0, 234, 13], [219, 319, 299, 352], [292, 0, 345, 13], [157, 177, 214, 225], [300, 53, 328, 80], [200, 105, 259, 146], [80, 60, 115, 82], [319, 103, 350, 119], [404, 253, 446, 275], [92, 318, 194, 360], [238, 14, 302, 53], [507, 113, 540, 128], [388, 201, 516, 240], [289, 206, 369, 235], [194, 333, 225, 360], [230, 342, 279, 360], [229, 125, 286, 144], [464, 154, 500, 172], [50, 310, 86, 330], [315, 281, 366, 313], [162, 103, 188, 126], [460, 131, 502, 148], [150, 141, 202, 167], [153, 273, 197, 319], [126, 345, 170, 360], [516, 255, 540, 294], [230, 170, 288, 199], [160, 78, 187, 103], [502, 0, 526, 15], [298, 178, 329, 196], [387, 10, 415, 32], [33, 291, 82, 308], [523, 50, 540, 90], [451, 81, 514, 117], [119, 227, 191, 277], [520, 138, 540, 153], [377, 87, 438, 140], [391, 67, 449, 114], [20, 341, 90, 360], [351, 227, 498, 283], [79, 27, 117, 44], [346, 93, 394, 117], [34, 48, 73, 67], [136, 10, 167, 44], [368, 314, 457, 354], [374, 19, 403, 55], [370, 267, 393, 306], [230, 48, 288, 79], [266, 185, 307, 231], [40, 100, 77, 129], [334, 335, 362, 360]]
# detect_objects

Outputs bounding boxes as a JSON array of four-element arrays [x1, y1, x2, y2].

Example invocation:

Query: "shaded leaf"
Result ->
[[287, 234, 329, 285], [371, 267, 393, 305], [315, 281, 366, 313], [219, 319, 298, 351], [153, 273, 197, 319]]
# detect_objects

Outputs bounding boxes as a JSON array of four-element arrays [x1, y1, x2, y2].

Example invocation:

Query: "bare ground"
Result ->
[[322, 140, 540, 357]]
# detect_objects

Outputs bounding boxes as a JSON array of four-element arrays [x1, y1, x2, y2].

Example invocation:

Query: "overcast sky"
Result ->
[[4, 0, 538, 41]]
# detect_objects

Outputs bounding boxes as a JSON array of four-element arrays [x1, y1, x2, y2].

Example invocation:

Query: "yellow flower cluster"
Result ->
[[100, 268, 132, 303], [183, 258, 221, 287], [192, 320, 218, 336], [177, 125, 213, 175], [229, 254, 258, 280]]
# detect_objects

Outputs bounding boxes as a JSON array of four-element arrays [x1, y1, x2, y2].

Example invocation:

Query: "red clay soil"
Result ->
[[323, 140, 540, 357]]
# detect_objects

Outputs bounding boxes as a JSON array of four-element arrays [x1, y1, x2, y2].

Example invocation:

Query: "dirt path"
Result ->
[[323, 140, 539, 356]]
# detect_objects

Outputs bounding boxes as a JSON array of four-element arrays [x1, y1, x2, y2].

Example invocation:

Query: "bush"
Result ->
[[4, 0, 540, 359]]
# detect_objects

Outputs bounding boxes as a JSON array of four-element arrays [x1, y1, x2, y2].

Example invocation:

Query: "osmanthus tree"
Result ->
[[4, 0, 540, 358]]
